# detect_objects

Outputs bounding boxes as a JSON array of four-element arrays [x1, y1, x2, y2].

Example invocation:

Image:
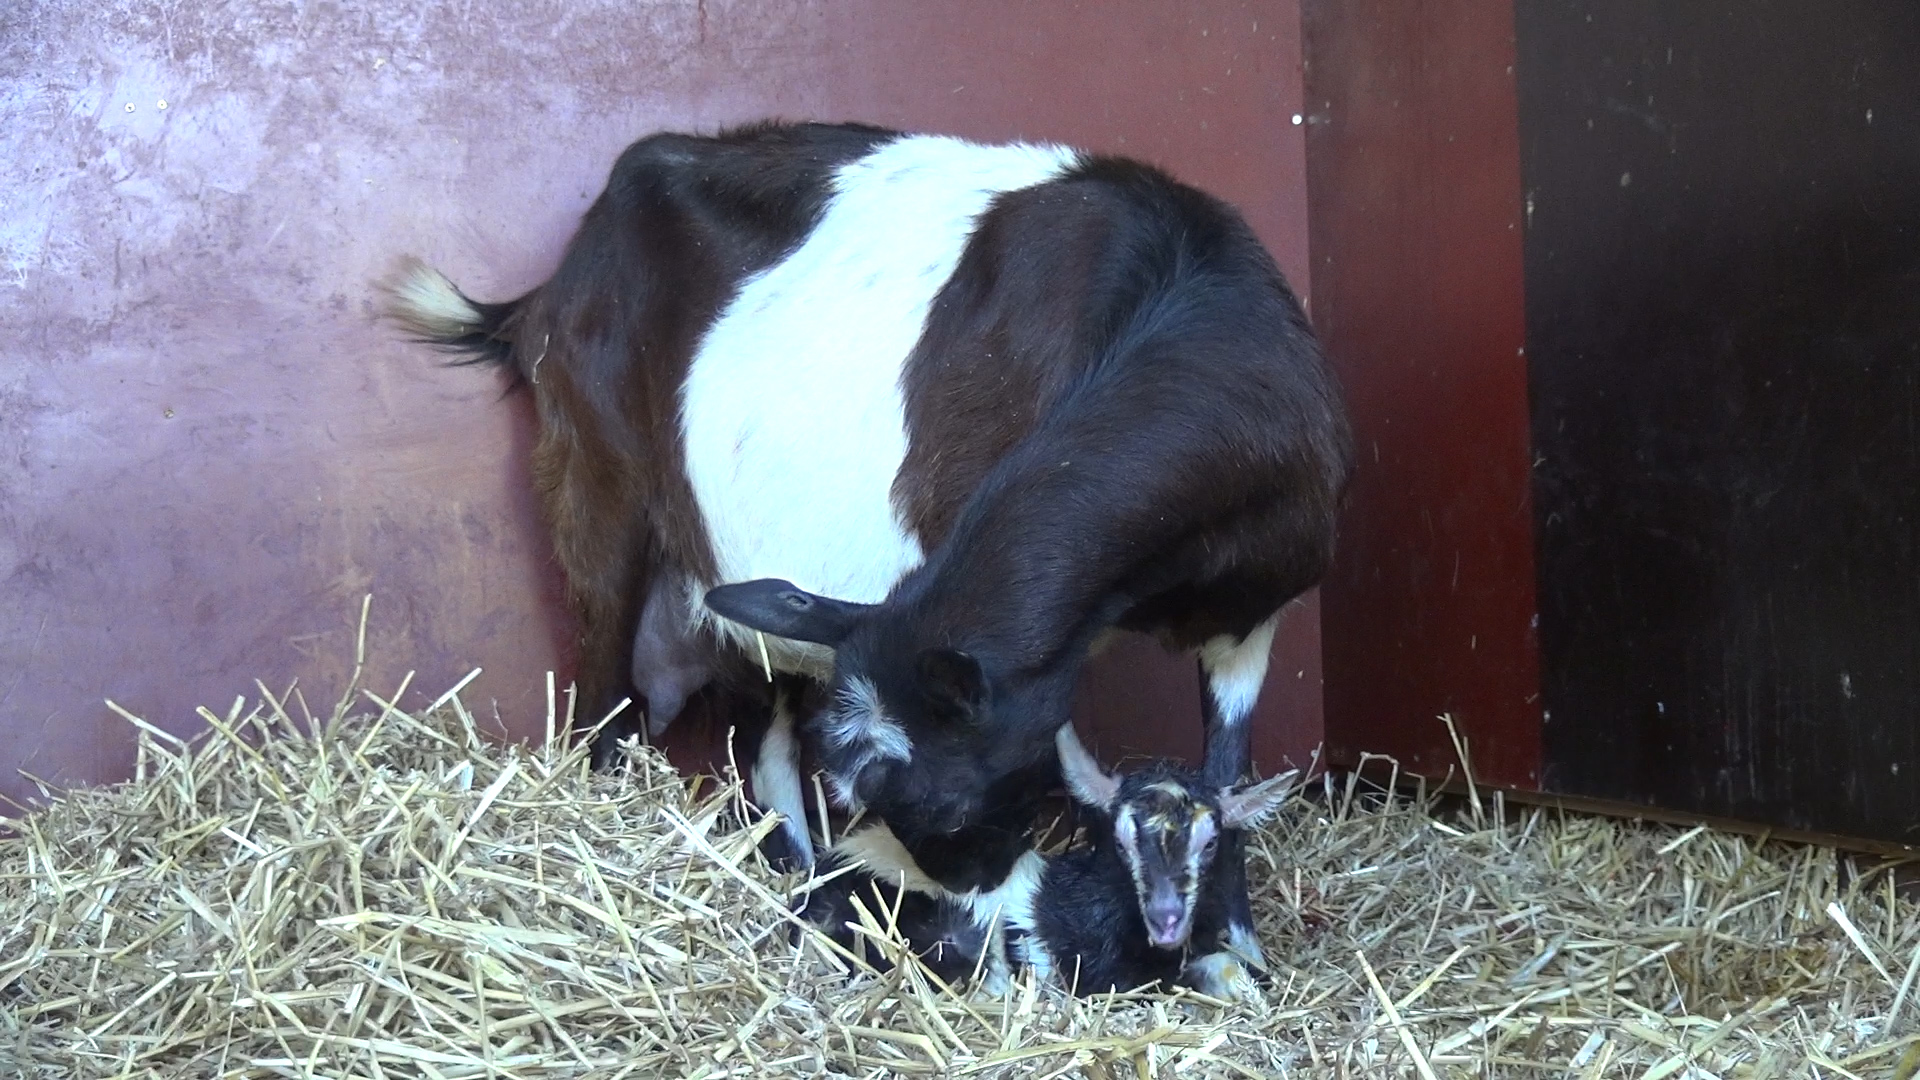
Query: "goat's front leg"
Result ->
[[747, 680, 816, 871], [1196, 613, 1281, 976]]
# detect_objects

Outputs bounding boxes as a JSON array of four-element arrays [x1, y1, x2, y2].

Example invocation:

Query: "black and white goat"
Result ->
[[1009, 725, 1294, 998], [796, 726, 1293, 999], [382, 120, 1352, 968]]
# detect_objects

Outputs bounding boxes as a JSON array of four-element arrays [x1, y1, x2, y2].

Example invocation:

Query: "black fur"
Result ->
[[793, 836, 997, 987], [1026, 840, 1227, 994]]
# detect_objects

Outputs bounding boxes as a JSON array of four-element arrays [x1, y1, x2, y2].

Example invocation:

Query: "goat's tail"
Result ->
[[379, 256, 529, 385]]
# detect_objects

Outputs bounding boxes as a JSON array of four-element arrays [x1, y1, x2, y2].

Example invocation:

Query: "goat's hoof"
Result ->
[[1187, 952, 1263, 1004], [759, 840, 812, 875], [756, 822, 817, 874], [1224, 923, 1270, 973], [971, 957, 1015, 999]]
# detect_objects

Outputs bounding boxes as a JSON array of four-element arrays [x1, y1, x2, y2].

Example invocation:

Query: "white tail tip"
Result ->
[[383, 257, 482, 339]]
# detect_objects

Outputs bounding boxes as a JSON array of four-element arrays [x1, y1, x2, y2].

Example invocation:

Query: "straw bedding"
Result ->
[[3, 653, 1917, 1076]]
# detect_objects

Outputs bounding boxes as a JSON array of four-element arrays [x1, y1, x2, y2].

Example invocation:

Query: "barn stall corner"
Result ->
[[5, 0, 1918, 1075]]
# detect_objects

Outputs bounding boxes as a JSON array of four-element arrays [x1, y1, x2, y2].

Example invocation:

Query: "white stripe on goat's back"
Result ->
[[680, 134, 1081, 654]]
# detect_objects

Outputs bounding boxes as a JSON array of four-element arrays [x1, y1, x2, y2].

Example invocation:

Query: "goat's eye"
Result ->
[[1201, 835, 1218, 856]]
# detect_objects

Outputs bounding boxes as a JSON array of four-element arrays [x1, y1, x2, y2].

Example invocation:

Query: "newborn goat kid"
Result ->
[[795, 728, 1291, 999], [1006, 727, 1293, 999]]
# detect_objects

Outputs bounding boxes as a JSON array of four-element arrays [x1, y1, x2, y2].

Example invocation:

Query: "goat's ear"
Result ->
[[703, 579, 872, 647], [1055, 724, 1120, 810], [1219, 771, 1296, 829], [916, 647, 986, 717]]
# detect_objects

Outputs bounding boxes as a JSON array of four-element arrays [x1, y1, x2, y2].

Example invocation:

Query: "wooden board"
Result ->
[[1518, 0, 1920, 843]]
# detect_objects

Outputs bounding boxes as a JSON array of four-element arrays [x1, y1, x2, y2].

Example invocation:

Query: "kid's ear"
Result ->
[[1219, 771, 1296, 829], [1055, 724, 1120, 810]]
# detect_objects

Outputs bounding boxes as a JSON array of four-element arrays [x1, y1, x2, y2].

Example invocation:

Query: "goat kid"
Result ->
[[1013, 724, 1293, 999], [796, 726, 1292, 999]]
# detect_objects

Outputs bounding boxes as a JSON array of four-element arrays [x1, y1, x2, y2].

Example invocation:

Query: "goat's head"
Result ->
[[703, 578, 1063, 883], [1056, 725, 1291, 950]]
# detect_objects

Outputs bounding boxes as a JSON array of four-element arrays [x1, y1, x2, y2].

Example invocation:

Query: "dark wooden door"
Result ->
[[1306, 0, 1920, 850], [1517, 0, 1920, 843], [0, 0, 1324, 813]]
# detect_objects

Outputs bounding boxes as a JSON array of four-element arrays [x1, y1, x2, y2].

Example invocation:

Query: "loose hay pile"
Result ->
[[2, 672, 1917, 1078]]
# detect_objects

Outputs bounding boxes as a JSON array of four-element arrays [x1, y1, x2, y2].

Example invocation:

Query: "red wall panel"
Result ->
[[0, 0, 1320, 811], [1303, 0, 1544, 787]]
